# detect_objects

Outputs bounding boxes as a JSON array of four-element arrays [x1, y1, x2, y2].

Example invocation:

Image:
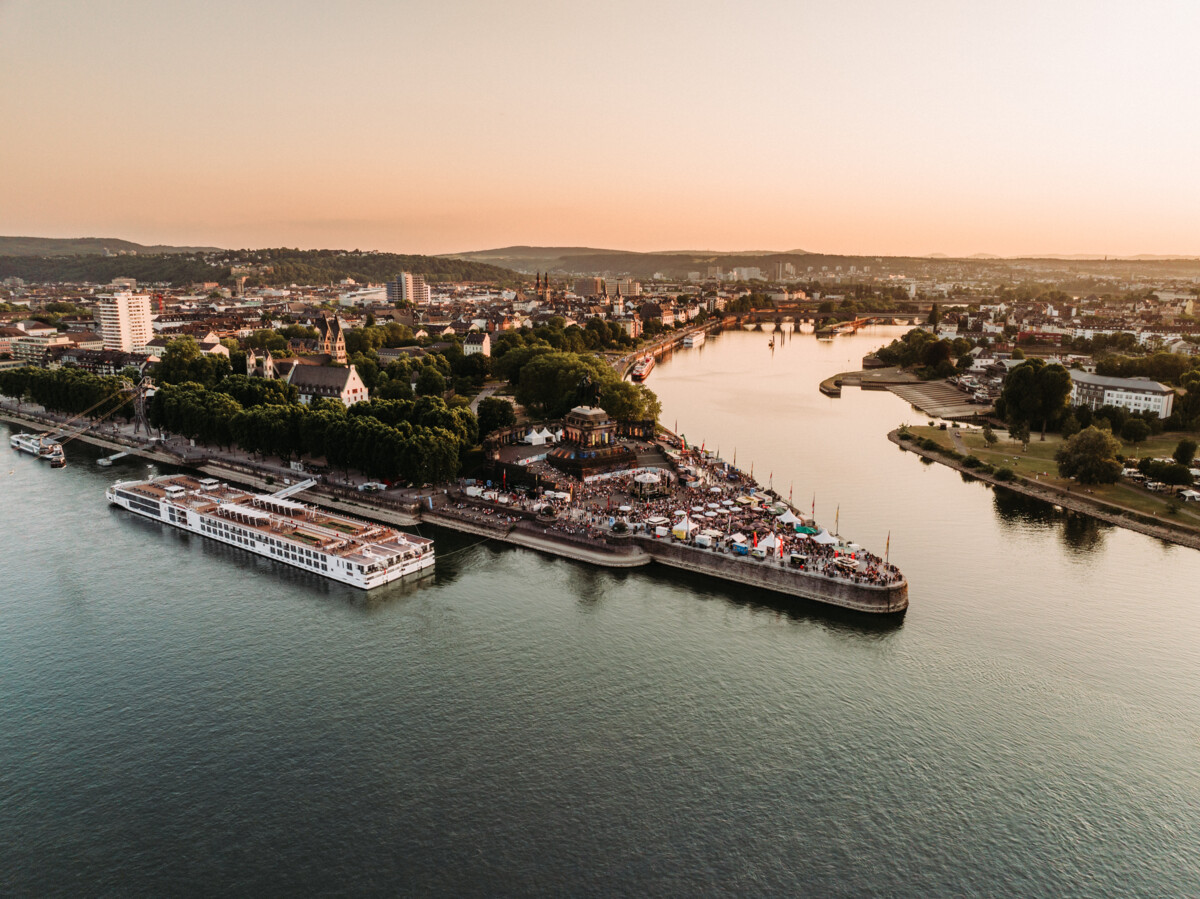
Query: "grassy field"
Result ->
[[908, 424, 1200, 528]]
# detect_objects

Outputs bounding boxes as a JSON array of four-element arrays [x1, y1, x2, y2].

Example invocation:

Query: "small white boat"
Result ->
[[10, 433, 66, 467]]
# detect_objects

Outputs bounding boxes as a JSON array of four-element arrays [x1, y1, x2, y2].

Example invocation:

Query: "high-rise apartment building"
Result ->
[[604, 278, 641, 298], [573, 278, 604, 298], [386, 273, 431, 306], [94, 291, 152, 352]]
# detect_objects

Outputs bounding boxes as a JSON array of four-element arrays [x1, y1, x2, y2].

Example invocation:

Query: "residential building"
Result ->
[[1068, 371, 1175, 419], [0, 326, 25, 356], [386, 273, 431, 306], [13, 332, 73, 365], [463, 332, 491, 357], [95, 291, 153, 352]]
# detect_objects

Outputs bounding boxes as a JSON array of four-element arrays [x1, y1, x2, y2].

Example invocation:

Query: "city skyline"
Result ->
[[3, 0, 1199, 258]]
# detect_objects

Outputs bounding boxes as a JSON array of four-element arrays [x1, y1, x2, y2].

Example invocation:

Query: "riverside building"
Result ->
[[1068, 370, 1175, 419]]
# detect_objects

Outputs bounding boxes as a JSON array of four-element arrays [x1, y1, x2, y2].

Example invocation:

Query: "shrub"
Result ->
[[962, 455, 982, 469], [994, 467, 1016, 481]]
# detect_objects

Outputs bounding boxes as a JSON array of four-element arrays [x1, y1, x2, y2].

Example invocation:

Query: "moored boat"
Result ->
[[10, 432, 66, 467], [107, 474, 434, 589], [631, 355, 655, 381]]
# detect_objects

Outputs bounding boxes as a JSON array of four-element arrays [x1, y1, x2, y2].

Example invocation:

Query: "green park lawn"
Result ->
[[908, 425, 1200, 528]]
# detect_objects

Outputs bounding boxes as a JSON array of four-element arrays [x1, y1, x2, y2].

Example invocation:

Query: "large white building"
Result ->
[[94, 291, 153, 353], [386, 273, 431, 306], [1068, 370, 1175, 419]]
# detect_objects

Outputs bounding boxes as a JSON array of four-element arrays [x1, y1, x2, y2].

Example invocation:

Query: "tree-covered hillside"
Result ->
[[0, 247, 515, 287]]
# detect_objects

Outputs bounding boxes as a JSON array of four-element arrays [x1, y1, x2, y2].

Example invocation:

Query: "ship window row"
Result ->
[[266, 544, 328, 571], [121, 492, 161, 516], [199, 520, 258, 545]]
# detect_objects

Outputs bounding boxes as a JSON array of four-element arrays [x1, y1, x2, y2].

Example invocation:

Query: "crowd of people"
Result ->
[[455, 437, 906, 588]]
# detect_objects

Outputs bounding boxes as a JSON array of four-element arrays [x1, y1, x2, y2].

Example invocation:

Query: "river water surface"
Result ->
[[3, 325, 1199, 896]]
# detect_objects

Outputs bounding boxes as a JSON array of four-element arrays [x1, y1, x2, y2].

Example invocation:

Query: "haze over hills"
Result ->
[[0, 236, 224, 257], [450, 245, 1200, 277]]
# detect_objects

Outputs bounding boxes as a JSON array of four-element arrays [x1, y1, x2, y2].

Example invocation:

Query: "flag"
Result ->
[[835, 505, 840, 534], [886, 530, 891, 563], [752, 531, 758, 547], [811, 493, 815, 516], [789, 481, 793, 503]]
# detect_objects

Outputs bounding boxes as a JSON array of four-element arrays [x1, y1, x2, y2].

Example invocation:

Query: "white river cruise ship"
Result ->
[[107, 475, 434, 589]]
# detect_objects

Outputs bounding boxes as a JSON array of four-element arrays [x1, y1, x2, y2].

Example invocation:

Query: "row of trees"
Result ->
[[1094, 351, 1200, 386], [146, 383, 473, 484], [0, 366, 134, 421], [0, 362, 475, 486]]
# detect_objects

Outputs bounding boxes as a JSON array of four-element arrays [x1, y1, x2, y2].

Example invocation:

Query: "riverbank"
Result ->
[[819, 366, 916, 397], [888, 428, 1200, 552], [2, 406, 904, 613], [821, 368, 990, 419]]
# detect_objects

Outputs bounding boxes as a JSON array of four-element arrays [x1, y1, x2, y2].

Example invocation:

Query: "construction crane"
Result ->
[[52, 377, 157, 453]]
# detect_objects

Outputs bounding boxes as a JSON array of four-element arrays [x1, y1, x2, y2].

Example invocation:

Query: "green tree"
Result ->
[[982, 424, 998, 446], [153, 337, 232, 388], [477, 396, 516, 437], [1060, 412, 1081, 439], [1120, 418, 1150, 449], [1055, 426, 1123, 484], [1000, 360, 1072, 439], [415, 366, 446, 397], [926, 303, 940, 326], [1173, 438, 1197, 467]]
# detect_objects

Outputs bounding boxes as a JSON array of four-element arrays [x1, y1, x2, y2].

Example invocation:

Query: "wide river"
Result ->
[[3, 325, 1198, 896]]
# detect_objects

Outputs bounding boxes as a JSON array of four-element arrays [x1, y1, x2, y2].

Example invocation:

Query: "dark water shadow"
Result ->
[[992, 486, 1111, 554], [631, 562, 906, 638]]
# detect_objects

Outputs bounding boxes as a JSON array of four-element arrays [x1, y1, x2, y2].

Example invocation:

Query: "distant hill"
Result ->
[[0, 236, 224, 257], [0, 246, 516, 287], [444, 246, 629, 272], [448, 245, 817, 277]]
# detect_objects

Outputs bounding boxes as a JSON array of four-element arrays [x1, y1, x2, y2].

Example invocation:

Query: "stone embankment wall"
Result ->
[[635, 536, 908, 614], [889, 429, 1200, 552]]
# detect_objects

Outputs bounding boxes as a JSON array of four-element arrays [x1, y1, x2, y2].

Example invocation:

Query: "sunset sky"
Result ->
[[3, 0, 1199, 257]]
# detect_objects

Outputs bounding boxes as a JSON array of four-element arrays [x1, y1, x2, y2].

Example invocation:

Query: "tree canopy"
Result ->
[[1055, 426, 1123, 484], [999, 359, 1072, 439]]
